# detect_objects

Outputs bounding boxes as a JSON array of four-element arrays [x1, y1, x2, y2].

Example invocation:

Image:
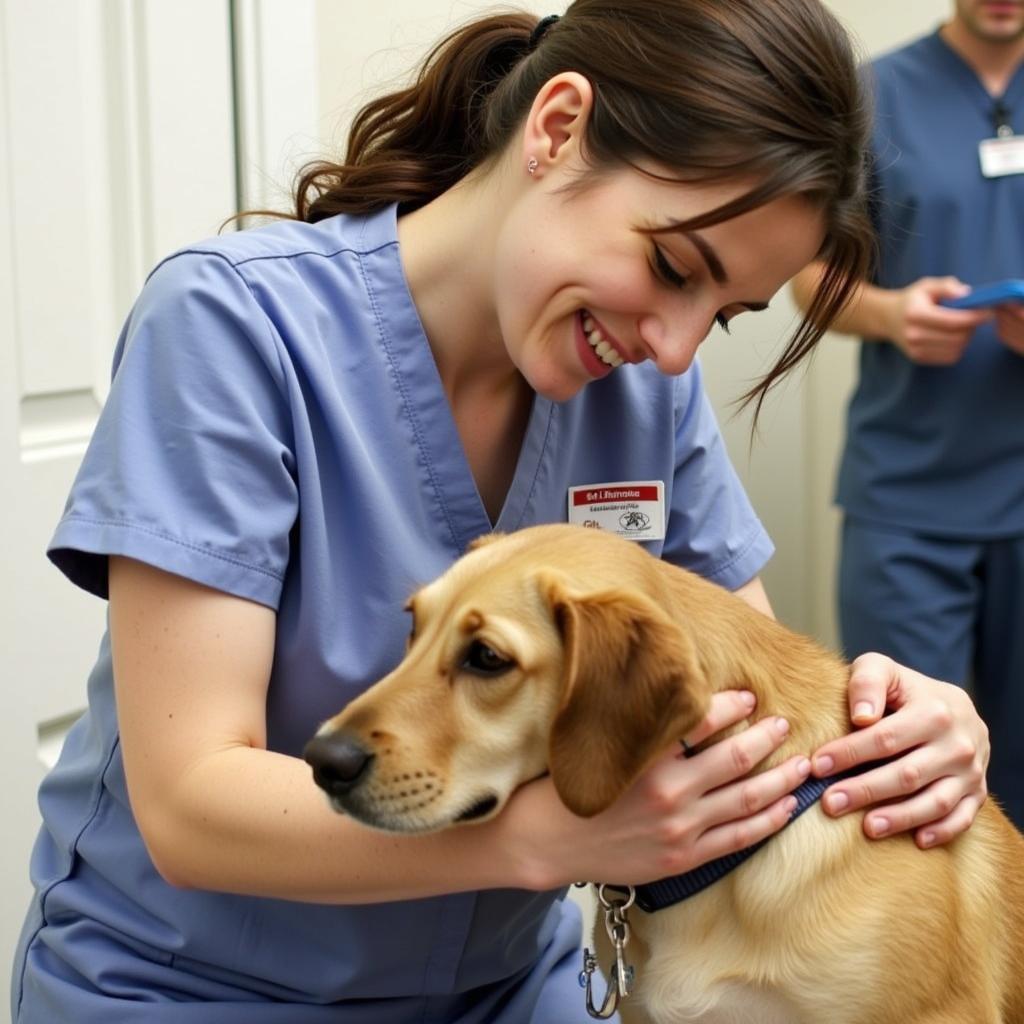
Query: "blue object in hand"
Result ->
[[940, 279, 1024, 309]]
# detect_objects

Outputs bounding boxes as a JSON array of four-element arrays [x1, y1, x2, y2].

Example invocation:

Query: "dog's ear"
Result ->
[[541, 574, 711, 818]]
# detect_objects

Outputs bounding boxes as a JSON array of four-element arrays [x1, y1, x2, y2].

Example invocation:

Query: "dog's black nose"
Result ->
[[303, 732, 375, 795]]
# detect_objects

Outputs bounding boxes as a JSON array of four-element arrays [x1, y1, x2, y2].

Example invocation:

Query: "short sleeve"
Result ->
[[661, 362, 774, 590], [48, 250, 298, 609]]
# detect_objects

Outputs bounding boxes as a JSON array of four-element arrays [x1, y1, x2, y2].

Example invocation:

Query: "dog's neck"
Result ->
[[670, 580, 851, 771]]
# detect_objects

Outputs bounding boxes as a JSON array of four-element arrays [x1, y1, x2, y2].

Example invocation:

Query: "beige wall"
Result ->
[[312, 0, 951, 645]]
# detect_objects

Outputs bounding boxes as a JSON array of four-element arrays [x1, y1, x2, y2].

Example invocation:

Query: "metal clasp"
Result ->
[[576, 883, 636, 1019]]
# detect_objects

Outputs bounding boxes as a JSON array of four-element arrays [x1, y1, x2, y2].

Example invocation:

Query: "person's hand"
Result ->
[[511, 690, 811, 889], [811, 653, 990, 849], [885, 277, 991, 364], [995, 302, 1024, 356]]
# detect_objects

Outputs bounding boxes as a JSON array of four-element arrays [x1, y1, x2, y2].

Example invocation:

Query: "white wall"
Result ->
[[314, 0, 950, 646]]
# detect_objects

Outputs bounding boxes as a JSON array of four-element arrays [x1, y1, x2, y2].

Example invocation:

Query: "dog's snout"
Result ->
[[304, 732, 375, 795]]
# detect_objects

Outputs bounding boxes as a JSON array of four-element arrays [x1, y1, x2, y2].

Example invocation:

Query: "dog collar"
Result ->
[[627, 763, 881, 914]]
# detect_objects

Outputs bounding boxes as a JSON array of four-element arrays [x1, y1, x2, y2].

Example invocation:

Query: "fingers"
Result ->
[[844, 652, 895, 726], [814, 688, 956, 778], [815, 663, 990, 845], [691, 793, 797, 865], [913, 792, 985, 849], [849, 777, 984, 845], [819, 746, 940, 818], [682, 689, 757, 748], [897, 281, 989, 363], [688, 715, 793, 792], [812, 712, 922, 777], [700, 753, 811, 826]]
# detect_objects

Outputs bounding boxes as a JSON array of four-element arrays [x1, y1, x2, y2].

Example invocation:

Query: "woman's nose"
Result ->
[[636, 313, 706, 377]]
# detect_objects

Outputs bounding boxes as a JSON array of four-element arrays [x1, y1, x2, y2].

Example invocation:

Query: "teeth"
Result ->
[[581, 311, 624, 368]]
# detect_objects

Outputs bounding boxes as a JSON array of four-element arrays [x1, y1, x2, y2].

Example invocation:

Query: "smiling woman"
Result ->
[[297, 0, 872, 418], [12, 2, 994, 1023]]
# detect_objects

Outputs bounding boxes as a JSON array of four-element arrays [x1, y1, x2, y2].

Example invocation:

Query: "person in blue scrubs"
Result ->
[[794, 1, 1024, 831], [13, 3, 994, 1021]]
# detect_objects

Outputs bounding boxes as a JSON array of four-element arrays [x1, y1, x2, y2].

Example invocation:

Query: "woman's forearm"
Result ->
[[144, 742, 542, 902]]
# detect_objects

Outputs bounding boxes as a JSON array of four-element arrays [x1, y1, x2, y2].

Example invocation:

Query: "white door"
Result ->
[[0, 0, 238, 1010]]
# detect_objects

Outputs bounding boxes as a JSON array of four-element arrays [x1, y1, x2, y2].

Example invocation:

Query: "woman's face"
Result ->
[[492, 163, 826, 402]]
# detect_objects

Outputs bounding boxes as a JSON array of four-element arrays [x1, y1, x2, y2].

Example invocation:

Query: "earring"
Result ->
[[527, 156, 538, 175]]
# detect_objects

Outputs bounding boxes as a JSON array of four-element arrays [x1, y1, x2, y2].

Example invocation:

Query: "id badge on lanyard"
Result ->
[[979, 135, 1024, 177], [979, 102, 1024, 178]]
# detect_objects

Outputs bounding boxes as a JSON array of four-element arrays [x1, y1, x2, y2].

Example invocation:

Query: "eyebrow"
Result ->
[[652, 223, 770, 312], [684, 230, 729, 285]]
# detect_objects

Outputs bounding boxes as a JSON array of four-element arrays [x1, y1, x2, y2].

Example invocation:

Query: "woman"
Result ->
[[12, 2, 989, 1021]]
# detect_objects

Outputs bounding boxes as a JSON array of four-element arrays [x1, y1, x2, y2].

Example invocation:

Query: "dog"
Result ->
[[304, 523, 1024, 1023]]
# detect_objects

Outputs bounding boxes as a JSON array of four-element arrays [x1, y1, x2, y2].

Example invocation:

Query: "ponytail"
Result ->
[[296, 13, 537, 221]]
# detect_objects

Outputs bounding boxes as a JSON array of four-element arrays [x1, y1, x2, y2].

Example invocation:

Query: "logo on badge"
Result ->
[[619, 511, 651, 532]]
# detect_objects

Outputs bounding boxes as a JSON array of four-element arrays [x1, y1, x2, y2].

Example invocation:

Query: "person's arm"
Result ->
[[110, 556, 810, 900], [732, 575, 774, 618], [791, 261, 991, 365]]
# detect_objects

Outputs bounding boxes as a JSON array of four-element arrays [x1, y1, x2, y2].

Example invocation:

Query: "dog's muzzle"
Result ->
[[303, 732, 375, 797]]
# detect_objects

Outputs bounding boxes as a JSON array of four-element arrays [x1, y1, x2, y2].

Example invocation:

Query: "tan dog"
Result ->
[[305, 524, 1024, 1024]]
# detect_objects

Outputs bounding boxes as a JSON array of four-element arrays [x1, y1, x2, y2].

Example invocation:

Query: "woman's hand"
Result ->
[[811, 653, 990, 849], [511, 690, 811, 889]]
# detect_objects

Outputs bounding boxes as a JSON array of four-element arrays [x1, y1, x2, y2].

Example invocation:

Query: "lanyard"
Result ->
[[993, 99, 1015, 138]]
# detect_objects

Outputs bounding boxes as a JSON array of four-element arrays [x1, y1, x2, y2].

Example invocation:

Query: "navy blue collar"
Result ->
[[628, 767, 861, 914]]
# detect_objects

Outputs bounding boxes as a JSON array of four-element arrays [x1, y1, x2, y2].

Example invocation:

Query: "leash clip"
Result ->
[[577, 883, 636, 1019]]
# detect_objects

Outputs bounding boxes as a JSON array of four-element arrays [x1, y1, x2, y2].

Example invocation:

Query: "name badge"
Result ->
[[567, 480, 665, 542], [979, 135, 1024, 178]]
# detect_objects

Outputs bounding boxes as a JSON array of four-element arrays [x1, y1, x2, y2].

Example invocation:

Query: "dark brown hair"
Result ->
[[289, 0, 873, 411]]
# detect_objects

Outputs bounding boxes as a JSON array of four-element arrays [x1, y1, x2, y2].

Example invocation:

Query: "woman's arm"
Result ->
[[110, 555, 526, 902], [732, 575, 774, 618], [110, 556, 807, 900]]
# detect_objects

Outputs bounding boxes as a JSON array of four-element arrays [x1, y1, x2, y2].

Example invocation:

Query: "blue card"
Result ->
[[940, 279, 1024, 309]]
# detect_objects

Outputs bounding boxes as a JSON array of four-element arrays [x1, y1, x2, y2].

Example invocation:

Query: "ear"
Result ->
[[521, 72, 594, 173], [541, 575, 712, 817]]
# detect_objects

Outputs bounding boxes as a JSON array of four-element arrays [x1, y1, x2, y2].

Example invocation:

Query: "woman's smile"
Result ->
[[573, 309, 631, 380]]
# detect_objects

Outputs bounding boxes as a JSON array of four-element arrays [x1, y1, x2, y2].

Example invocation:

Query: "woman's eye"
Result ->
[[462, 640, 514, 676], [653, 245, 687, 289]]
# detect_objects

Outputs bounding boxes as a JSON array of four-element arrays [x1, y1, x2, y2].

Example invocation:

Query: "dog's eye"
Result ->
[[461, 640, 514, 676]]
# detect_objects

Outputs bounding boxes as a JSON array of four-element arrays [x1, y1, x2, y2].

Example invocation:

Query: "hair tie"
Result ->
[[529, 14, 560, 50]]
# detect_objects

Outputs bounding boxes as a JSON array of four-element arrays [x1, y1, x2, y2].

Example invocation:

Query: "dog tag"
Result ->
[[567, 481, 665, 542]]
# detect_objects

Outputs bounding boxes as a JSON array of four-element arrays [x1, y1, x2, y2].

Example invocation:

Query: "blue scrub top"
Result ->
[[14, 205, 772, 1022], [837, 31, 1024, 538]]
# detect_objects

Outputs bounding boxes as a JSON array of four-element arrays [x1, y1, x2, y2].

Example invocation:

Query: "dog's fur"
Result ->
[[307, 524, 1024, 1023]]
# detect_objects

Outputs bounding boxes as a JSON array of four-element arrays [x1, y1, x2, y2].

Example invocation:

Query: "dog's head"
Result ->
[[304, 527, 711, 832]]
